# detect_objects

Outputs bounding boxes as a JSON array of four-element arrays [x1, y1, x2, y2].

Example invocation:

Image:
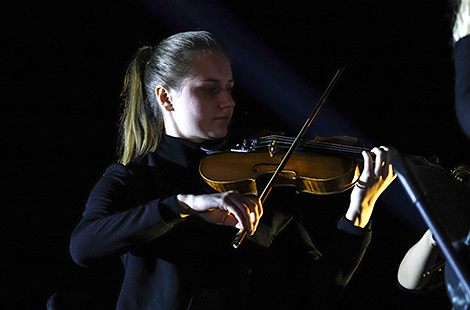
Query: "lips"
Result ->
[[214, 115, 231, 121]]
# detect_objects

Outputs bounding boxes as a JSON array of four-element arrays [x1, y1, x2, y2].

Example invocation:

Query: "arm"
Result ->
[[397, 229, 441, 290], [309, 146, 395, 296], [300, 211, 373, 307], [307, 146, 395, 294], [70, 164, 184, 266], [70, 164, 262, 267]]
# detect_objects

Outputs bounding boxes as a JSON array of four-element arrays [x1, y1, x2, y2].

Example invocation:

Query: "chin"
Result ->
[[207, 129, 228, 140]]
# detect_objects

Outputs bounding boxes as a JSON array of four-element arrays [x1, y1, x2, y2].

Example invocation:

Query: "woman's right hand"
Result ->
[[176, 191, 263, 235]]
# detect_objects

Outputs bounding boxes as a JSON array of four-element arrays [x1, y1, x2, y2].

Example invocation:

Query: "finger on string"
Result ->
[[361, 150, 373, 178], [372, 147, 385, 177], [380, 146, 392, 178]]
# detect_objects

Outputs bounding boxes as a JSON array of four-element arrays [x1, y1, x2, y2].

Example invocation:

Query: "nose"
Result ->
[[219, 90, 235, 109]]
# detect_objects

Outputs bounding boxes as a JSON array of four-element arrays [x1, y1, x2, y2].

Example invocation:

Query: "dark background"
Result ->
[[5, 0, 470, 308]]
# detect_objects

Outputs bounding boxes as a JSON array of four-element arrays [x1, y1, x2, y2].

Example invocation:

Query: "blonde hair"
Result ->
[[119, 46, 162, 164], [118, 31, 228, 164]]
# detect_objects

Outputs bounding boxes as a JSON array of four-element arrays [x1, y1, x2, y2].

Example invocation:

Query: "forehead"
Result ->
[[186, 50, 233, 82]]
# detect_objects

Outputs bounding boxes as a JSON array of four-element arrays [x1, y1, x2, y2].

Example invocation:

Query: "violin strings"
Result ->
[[261, 135, 368, 153], [253, 135, 369, 155], [253, 141, 363, 154], [300, 140, 369, 154], [255, 137, 357, 153]]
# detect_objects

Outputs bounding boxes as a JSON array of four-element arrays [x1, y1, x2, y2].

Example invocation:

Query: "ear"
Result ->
[[155, 85, 174, 111]]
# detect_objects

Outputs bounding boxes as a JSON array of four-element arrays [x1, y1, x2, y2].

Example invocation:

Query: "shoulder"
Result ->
[[455, 35, 470, 68], [91, 155, 161, 206], [455, 35, 470, 52], [103, 154, 154, 177], [96, 154, 157, 191]]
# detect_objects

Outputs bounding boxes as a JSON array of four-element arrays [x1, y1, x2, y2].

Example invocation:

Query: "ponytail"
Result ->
[[118, 46, 163, 164]]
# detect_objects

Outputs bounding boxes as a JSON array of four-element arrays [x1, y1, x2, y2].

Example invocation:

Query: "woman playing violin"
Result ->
[[69, 30, 395, 310]]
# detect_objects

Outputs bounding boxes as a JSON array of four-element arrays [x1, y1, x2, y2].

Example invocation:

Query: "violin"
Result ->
[[200, 134, 368, 196]]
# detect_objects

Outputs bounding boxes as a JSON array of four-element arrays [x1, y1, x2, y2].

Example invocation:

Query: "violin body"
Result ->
[[200, 135, 365, 196]]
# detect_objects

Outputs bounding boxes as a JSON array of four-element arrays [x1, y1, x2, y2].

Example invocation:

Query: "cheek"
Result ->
[[189, 99, 212, 119], [182, 102, 208, 129]]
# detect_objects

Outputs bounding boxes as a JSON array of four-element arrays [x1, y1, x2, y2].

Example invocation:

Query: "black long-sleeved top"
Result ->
[[455, 35, 470, 139], [70, 134, 372, 309]]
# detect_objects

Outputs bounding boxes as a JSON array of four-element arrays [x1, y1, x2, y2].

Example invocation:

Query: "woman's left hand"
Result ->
[[346, 146, 397, 227]]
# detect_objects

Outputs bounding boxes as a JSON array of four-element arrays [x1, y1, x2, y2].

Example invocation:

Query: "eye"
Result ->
[[205, 87, 219, 95]]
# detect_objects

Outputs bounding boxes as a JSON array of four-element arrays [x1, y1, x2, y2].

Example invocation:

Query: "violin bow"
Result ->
[[232, 65, 347, 248]]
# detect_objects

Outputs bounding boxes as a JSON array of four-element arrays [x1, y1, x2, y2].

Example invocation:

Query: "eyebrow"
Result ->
[[202, 78, 235, 84]]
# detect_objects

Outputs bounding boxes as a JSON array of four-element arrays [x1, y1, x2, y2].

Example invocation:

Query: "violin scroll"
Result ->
[[452, 164, 470, 183]]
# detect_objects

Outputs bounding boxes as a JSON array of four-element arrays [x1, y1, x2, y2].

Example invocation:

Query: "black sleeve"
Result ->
[[455, 35, 470, 138], [69, 164, 185, 267]]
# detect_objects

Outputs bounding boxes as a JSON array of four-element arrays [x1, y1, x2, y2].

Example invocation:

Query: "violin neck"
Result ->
[[250, 135, 370, 160]]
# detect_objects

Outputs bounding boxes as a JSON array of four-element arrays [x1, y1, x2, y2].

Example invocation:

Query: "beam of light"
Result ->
[[141, 0, 427, 233], [142, 0, 362, 138]]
